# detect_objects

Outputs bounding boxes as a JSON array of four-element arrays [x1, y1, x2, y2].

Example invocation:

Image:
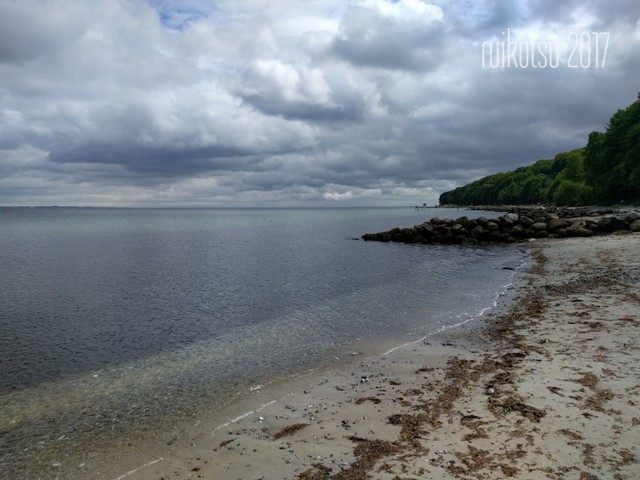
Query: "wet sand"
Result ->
[[112, 234, 640, 480]]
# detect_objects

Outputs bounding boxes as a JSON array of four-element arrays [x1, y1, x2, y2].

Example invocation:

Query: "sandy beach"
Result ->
[[112, 233, 640, 480]]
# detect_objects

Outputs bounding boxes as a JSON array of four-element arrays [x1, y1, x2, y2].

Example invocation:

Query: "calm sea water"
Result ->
[[0, 207, 522, 478]]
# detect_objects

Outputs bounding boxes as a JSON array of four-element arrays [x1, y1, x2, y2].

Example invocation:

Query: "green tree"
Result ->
[[584, 94, 640, 204], [440, 94, 640, 206]]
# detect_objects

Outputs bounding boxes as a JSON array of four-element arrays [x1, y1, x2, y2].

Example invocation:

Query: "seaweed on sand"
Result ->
[[274, 423, 310, 439], [489, 394, 546, 422], [333, 437, 403, 480]]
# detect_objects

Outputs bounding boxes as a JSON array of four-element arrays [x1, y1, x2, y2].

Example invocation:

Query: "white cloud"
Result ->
[[362, 0, 443, 23]]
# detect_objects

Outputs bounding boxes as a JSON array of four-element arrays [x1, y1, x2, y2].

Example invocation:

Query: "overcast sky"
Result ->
[[1, 0, 638, 206]]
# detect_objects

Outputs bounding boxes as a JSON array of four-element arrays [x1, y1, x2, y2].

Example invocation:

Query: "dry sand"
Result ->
[[114, 233, 640, 480]]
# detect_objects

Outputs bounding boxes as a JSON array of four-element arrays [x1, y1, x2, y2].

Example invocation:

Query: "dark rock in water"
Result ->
[[362, 206, 639, 246], [455, 216, 470, 227]]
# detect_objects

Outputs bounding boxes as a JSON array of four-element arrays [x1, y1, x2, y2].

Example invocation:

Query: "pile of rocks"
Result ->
[[362, 208, 640, 245]]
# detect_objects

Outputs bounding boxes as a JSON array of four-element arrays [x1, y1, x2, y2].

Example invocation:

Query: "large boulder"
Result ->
[[624, 212, 640, 223], [486, 221, 500, 231], [476, 216, 489, 227], [455, 216, 470, 227], [547, 218, 570, 233], [519, 216, 534, 227], [500, 217, 515, 228], [567, 222, 594, 237], [510, 225, 530, 240], [531, 222, 548, 232], [470, 225, 485, 238], [630, 219, 640, 232], [597, 216, 629, 233]]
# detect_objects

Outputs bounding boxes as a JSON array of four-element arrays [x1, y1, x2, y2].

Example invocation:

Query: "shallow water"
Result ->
[[0, 207, 523, 478]]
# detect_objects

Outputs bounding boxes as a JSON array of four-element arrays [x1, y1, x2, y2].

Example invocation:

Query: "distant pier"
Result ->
[[414, 204, 439, 210]]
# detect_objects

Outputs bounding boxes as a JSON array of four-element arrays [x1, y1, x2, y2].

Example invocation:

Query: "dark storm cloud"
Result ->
[[0, 0, 638, 206], [0, 2, 84, 63]]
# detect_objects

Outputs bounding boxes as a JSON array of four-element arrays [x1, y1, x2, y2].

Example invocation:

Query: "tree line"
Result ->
[[439, 94, 640, 207]]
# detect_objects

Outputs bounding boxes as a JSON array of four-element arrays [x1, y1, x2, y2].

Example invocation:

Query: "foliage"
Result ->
[[584, 94, 640, 204], [439, 150, 591, 206], [439, 94, 640, 206]]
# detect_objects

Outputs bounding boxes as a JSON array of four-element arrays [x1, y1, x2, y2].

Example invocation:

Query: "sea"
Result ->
[[0, 207, 524, 478]]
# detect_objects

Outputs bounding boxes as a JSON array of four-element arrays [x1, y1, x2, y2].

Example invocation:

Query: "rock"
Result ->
[[486, 221, 500, 231], [597, 216, 629, 233], [567, 222, 594, 237], [583, 219, 599, 231], [531, 222, 547, 232], [362, 207, 634, 246], [624, 212, 640, 223], [415, 223, 435, 237], [547, 218, 570, 233], [511, 225, 533, 240], [470, 225, 484, 238], [455, 216, 470, 227], [519, 216, 534, 227]]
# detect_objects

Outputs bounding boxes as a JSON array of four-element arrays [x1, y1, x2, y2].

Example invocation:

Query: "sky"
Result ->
[[0, 0, 638, 207]]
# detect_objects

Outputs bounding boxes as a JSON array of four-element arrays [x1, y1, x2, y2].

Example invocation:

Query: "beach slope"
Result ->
[[124, 234, 640, 480]]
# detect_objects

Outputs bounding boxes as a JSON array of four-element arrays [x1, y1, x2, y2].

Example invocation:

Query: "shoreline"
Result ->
[[100, 276, 523, 480], [83, 253, 525, 480], [115, 233, 639, 479], [1, 237, 522, 480]]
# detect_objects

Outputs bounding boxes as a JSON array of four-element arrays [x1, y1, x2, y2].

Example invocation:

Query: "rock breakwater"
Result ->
[[362, 207, 640, 245]]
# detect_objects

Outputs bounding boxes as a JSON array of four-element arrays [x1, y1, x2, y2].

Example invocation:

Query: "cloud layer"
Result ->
[[1, 0, 638, 206]]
